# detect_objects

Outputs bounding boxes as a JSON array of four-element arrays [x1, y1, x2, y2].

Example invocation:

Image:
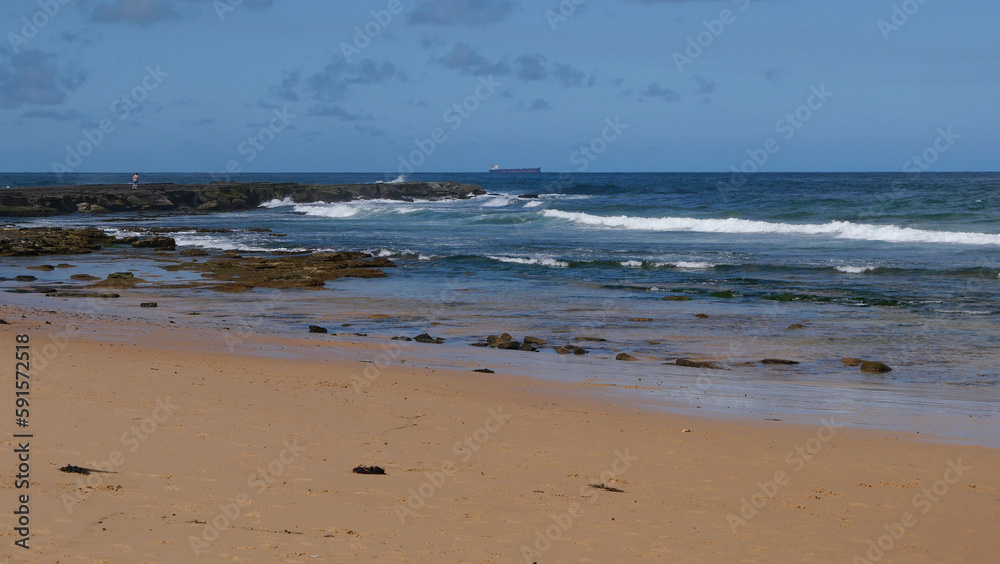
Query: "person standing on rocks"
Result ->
[[132, 173, 139, 189]]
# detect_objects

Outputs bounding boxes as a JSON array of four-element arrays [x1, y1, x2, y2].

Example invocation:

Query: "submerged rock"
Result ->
[[555, 345, 589, 355], [840, 358, 864, 367], [414, 333, 444, 344], [308, 325, 328, 334], [674, 358, 721, 369], [760, 359, 800, 365], [860, 361, 892, 373], [616, 353, 639, 361], [523, 336, 547, 345]]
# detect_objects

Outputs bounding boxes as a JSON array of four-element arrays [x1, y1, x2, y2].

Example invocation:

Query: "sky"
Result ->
[[0, 0, 997, 174]]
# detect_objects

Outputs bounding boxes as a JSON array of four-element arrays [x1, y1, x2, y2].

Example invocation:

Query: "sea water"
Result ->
[[3, 172, 998, 441]]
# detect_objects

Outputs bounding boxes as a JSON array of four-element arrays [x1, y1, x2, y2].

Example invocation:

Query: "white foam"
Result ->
[[173, 234, 305, 253], [667, 261, 717, 269], [374, 175, 407, 184], [292, 203, 360, 218], [523, 200, 544, 208], [836, 265, 878, 274], [482, 196, 515, 207], [542, 210, 1000, 246], [621, 260, 644, 268], [259, 196, 296, 208], [489, 255, 569, 268]]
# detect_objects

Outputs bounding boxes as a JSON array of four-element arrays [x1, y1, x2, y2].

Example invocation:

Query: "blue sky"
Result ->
[[1, 0, 997, 173]]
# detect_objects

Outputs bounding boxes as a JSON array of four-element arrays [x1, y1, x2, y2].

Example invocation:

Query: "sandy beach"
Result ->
[[1, 303, 997, 563]]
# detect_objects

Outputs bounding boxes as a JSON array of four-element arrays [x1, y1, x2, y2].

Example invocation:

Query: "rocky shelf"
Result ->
[[0, 181, 485, 217]]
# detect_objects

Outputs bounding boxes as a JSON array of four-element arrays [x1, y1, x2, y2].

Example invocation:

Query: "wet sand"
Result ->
[[0, 304, 998, 563]]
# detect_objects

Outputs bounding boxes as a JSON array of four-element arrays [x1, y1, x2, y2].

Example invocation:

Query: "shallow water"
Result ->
[[3, 172, 998, 442]]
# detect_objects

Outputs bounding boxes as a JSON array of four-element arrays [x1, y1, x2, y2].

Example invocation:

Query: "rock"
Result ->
[[0, 227, 119, 256], [164, 251, 393, 291], [93, 272, 144, 289], [14, 275, 37, 282], [473, 368, 495, 374], [760, 359, 800, 365], [221, 251, 243, 258], [496, 340, 522, 350], [523, 336, 547, 345], [694, 313, 709, 319], [131, 236, 176, 250], [486, 335, 502, 346], [577, 336, 607, 342], [555, 345, 588, 355], [368, 314, 392, 320], [179, 249, 209, 256], [70, 274, 99, 281], [517, 193, 539, 199], [0, 182, 486, 217], [662, 295, 692, 301], [468, 342, 488, 347], [519, 343, 537, 352], [351, 465, 386, 475], [787, 323, 807, 330], [0, 319, 7, 324], [308, 325, 328, 334], [45, 291, 119, 299], [27, 264, 55, 271], [391, 336, 413, 342], [56, 263, 74, 268], [616, 353, 639, 361], [630, 317, 653, 322], [499, 332, 513, 342], [648, 340, 661, 345], [711, 290, 737, 298], [860, 361, 892, 373], [140, 302, 158, 308], [674, 359, 721, 369], [414, 333, 444, 344], [841, 358, 864, 367]]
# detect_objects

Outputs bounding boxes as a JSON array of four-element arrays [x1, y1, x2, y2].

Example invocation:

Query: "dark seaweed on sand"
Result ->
[[589, 483, 624, 493]]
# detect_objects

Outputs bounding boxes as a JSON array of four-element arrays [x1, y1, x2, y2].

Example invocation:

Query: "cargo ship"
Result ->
[[489, 165, 541, 173]]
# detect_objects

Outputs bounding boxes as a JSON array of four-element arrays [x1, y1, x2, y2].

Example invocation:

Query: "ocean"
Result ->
[[3, 172, 999, 441]]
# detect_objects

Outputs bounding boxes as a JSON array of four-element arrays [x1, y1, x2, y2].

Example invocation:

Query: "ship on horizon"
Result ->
[[489, 165, 541, 174]]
